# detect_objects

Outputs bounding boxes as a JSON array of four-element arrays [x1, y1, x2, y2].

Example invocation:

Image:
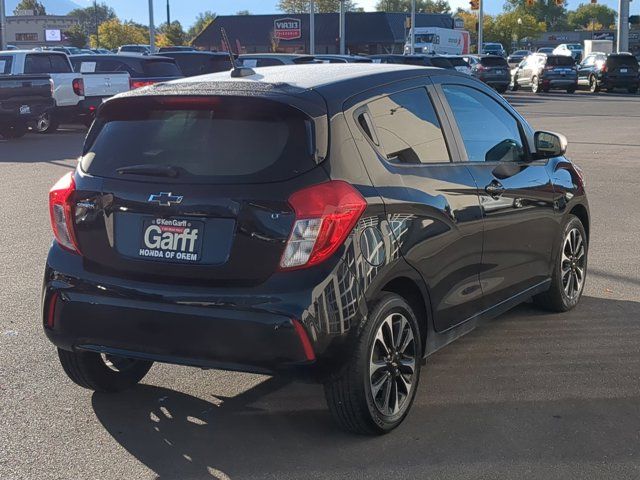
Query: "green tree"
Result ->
[[504, 0, 568, 30], [236, 10, 251, 15], [64, 24, 88, 48], [376, 0, 451, 14], [157, 21, 187, 46], [277, 0, 358, 13], [13, 0, 46, 15], [568, 3, 616, 30], [485, 11, 546, 48], [68, 3, 117, 37], [188, 11, 216, 41], [89, 19, 148, 50]]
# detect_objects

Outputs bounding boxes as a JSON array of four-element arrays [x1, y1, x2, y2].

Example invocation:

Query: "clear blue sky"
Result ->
[[74, 0, 638, 29]]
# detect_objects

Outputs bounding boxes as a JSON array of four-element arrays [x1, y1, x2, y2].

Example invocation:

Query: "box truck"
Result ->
[[405, 27, 470, 55], [583, 39, 614, 57]]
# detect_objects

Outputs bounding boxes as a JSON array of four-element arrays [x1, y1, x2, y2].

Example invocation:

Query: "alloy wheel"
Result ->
[[36, 113, 51, 132], [369, 313, 417, 417], [561, 228, 586, 300]]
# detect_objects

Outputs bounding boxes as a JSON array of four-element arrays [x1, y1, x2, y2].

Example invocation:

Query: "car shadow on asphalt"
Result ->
[[91, 295, 640, 479]]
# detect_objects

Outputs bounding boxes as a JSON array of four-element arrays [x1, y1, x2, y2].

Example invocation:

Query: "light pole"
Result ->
[[339, 0, 346, 54], [148, 0, 155, 52], [617, 0, 629, 52], [0, 0, 6, 51], [310, 0, 315, 55], [410, 0, 416, 54], [477, 0, 483, 54], [516, 17, 522, 48], [166, 0, 170, 26], [94, 0, 100, 48]]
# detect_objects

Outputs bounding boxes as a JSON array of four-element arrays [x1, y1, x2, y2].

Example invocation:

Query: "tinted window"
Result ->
[[0, 55, 13, 74], [25, 54, 71, 74], [429, 58, 454, 69], [365, 88, 449, 164], [253, 58, 284, 67], [171, 54, 232, 76], [480, 56, 508, 67], [546, 56, 575, 66], [82, 97, 315, 184], [142, 60, 181, 76], [446, 57, 469, 67], [443, 85, 524, 163], [607, 55, 639, 70]]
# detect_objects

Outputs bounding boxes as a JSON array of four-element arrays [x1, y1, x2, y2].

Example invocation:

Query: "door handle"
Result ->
[[485, 180, 505, 199]]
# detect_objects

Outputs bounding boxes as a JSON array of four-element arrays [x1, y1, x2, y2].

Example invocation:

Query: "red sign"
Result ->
[[274, 18, 302, 41]]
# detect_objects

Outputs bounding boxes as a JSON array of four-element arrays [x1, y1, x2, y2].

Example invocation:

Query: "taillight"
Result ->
[[46, 292, 59, 329], [72, 78, 84, 96], [279, 181, 366, 270], [130, 79, 156, 90], [601, 64, 607, 73], [49, 172, 80, 254]]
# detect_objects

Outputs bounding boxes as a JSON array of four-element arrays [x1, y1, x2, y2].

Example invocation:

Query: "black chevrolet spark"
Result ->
[[43, 63, 589, 435]]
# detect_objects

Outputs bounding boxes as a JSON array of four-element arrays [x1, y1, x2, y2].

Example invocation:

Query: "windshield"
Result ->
[[567, 44, 582, 50], [484, 44, 502, 51], [415, 34, 435, 43]]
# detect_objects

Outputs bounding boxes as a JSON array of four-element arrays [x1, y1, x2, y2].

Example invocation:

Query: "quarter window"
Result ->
[[364, 88, 450, 164], [442, 85, 525, 163]]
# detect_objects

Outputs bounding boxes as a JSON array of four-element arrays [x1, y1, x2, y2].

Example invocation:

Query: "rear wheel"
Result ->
[[34, 112, 59, 134], [57, 348, 153, 393], [496, 85, 508, 94], [533, 215, 587, 312], [324, 294, 422, 435], [589, 75, 600, 93], [0, 122, 28, 139], [567, 86, 576, 94], [510, 78, 519, 91], [628, 86, 638, 94], [531, 76, 540, 93]]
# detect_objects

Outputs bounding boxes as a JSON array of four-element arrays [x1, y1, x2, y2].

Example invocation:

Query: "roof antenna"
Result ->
[[221, 27, 255, 78]]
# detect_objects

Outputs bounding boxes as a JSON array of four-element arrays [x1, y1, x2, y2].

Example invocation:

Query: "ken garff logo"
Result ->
[[148, 192, 183, 207]]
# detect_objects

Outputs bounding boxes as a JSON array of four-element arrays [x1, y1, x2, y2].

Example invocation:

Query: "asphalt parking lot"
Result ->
[[1, 91, 639, 480]]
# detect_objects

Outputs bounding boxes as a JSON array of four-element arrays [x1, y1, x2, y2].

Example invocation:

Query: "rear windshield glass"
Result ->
[[480, 56, 508, 67], [171, 55, 232, 76], [446, 57, 468, 67], [546, 56, 575, 66], [142, 60, 182, 77], [82, 97, 316, 184], [429, 58, 454, 69], [607, 55, 639, 69]]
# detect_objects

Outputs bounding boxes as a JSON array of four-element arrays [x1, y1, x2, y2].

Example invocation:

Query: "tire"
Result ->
[[57, 348, 153, 393], [0, 122, 28, 139], [510, 79, 519, 91], [324, 293, 422, 435], [496, 85, 508, 94], [567, 86, 576, 94], [34, 112, 60, 134], [531, 76, 540, 93], [628, 86, 638, 94], [533, 215, 588, 312], [589, 75, 600, 93]]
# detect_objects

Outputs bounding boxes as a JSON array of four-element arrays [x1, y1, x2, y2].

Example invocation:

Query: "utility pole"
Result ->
[[617, 0, 629, 52], [477, 0, 483, 54], [166, 0, 170, 26], [339, 0, 346, 54], [410, 0, 416, 54], [148, 0, 156, 52], [0, 0, 6, 51], [94, 0, 100, 48], [310, 0, 315, 55]]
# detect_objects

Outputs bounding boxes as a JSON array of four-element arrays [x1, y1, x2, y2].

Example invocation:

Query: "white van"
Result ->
[[404, 27, 470, 56]]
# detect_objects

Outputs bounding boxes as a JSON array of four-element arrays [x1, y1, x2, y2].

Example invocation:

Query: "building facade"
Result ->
[[5, 13, 79, 49], [534, 30, 640, 56], [192, 12, 455, 55]]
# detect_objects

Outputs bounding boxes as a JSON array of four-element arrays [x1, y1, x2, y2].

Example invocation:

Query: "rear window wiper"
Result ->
[[116, 165, 179, 178]]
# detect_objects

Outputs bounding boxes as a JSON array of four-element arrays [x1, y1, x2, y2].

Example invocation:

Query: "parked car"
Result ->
[[49, 46, 83, 56], [90, 48, 112, 55], [511, 53, 578, 93], [370, 54, 455, 69], [70, 54, 182, 91], [238, 53, 319, 67], [507, 50, 532, 65], [118, 45, 152, 55], [577, 52, 639, 93], [6, 44, 18, 50], [537, 47, 555, 55], [441, 55, 471, 74], [0, 73, 54, 138], [0, 50, 84, 133], [42, 63, 589, 435], [158, 51, 233, 76], [470, 55, 510, 92], [314, 54, 373, 63], [157, 46, 197, 53], [553, 43, 583, 63], [482, 43, 506, 57]]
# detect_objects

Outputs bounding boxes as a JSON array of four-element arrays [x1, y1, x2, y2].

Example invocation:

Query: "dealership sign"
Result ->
[[274, 18, 302, 40]]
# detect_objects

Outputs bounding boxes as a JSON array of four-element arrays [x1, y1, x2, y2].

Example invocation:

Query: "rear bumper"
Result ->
[[542, 77, 577, 89], [602, 77, 639, 89]]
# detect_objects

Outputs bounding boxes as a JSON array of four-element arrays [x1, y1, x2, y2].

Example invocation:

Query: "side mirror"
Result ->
[[534, 131, 567, 158]]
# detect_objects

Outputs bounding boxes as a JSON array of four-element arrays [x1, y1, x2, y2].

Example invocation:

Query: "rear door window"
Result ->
[[0, 55, 13, 74], [430, 58, 454, 69], [82, 97, 317, 184], [142, 60, 182, 77], [480, 57, 508, 67], [363, 88, 450, 164], [25, 54, 71, 73]]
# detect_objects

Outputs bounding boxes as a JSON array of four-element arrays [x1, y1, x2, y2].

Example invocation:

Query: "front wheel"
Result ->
[[496, 85, 508, 94], [34, 112, 60, 134], [589, 76, 600, 93], [628, 86, 638, 94], [0, 121, 28, 139], [567, 86, 576, 94], [533, 215, 588, 312], [324, 294, 422, 435], [531, 76, 540, 93], [57, 348, 153, 393]]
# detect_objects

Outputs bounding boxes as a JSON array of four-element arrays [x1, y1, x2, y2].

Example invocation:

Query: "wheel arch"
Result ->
[[569, 203, 590, 240]]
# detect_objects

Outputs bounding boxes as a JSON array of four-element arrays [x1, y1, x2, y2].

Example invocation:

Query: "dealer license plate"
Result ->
[[138, 217, 204, 263]]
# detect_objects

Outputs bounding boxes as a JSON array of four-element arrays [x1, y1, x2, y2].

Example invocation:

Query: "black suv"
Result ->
[[43, 64, 589, 435], [511, 54, 577, 93], [158, 51, 234, 77], [577, 52, 639, 93], [469, 55, 510, 92]]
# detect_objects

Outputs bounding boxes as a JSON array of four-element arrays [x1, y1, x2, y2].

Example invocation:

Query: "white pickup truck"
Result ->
[[0, 50, 129, 132]]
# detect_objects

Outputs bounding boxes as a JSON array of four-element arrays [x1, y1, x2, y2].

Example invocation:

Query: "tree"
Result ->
[[90, 19, 148, 50], [568, 3, 616, 30], [504, 0, 568, 30], [188, 11, 216, 41], [68, 3, 117, 37], [277, 0, 358, 13], [376, 0, 451, 14], [236, 10, 251, 15], [157, 21, 187, 47], [64, 24, 88, 48], [13, 0, 46, 15], [485, 11, 546, 49]]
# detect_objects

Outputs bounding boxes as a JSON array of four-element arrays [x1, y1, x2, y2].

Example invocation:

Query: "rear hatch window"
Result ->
[[142, 60, 182, 77], [429, 58, 454, 69], [480, 56, 508, 67], [83, 96, 316, 184], [606, 55, 639, 70], [546, 56, 575, 66], [171, 55, 233, 75], [446, 57, 468, 67]]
